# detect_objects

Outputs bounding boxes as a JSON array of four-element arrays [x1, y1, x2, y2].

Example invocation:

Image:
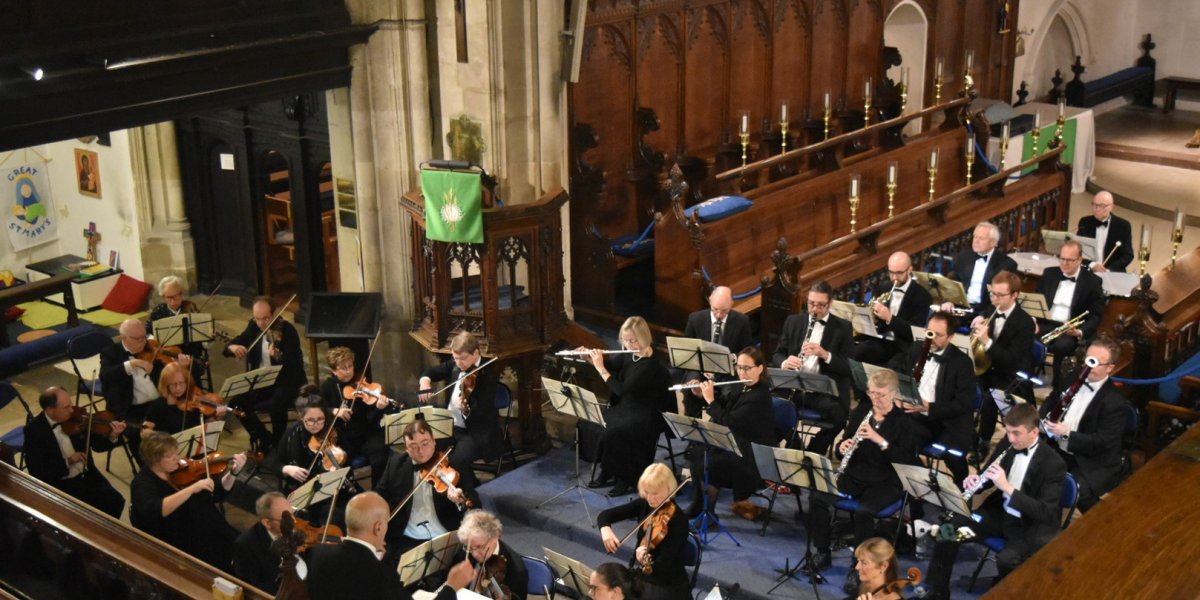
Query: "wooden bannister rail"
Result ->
[[0, 462, 272, 599]]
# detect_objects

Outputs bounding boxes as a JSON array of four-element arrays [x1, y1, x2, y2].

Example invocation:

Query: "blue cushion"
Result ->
[[683, 195, 753, 223], [1086, 67, 1152, 92], [610, 234, 654, 257]]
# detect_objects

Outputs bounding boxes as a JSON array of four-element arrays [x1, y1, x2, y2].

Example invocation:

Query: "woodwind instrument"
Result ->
[[837, 412, 876, 476], [911, 329, 937, 383], [668, 379, 751, 392], [555, 349, 638, 356], [1041, 355, 1100, 437], [961, 446, 1014, 501], [1040, 311, 1089, 344]]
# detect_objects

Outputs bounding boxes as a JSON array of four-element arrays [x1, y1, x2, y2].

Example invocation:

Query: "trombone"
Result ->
[[1040, 311, 1089, 344]]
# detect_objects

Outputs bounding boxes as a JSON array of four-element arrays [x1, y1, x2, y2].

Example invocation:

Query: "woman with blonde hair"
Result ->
[[597, 463, 691, 600]]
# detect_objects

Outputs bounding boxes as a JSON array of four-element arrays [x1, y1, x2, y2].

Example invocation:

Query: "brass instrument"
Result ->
[[1040, 311, 1090, 344], [912, 329, 937, 383], [1041, 355, 1100, 438], [969, 308, 998, 376]]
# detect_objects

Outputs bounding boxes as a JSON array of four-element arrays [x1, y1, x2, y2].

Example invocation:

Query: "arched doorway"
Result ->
[[884, 1, 928, 135], [1032, 15, 1077, 98]]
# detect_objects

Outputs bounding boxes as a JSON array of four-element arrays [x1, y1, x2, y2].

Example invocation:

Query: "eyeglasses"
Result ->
[[302, 417, 326, 425], [988, 291, 1012, 297], [887, 269, 909, 276], [734, 365, 757, 372], [866, 390, 893, 399], [406, 440, 435, 451], [125, 335, 147, 342], [806, 300, 829, 309]]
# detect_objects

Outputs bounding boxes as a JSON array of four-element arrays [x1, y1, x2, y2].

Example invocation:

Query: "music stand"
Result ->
[[287, 466, 351, 512], [399, 531, 461, 587], [173, 423, 222, 458], [219, 365, 282, 400], [153, 313, 217, 347], [666, 336, 734, 377], [768, 368, 839, 447], [1041, 229, 1098, 261], [383, 407, 455, 446], [892, 462, 972, 533], [830, 301, 881, 338], [912, 271, 969, 306], [542, 546, 594, 599], [849, 361, 921, 406], [536, 377, 607, 521], [1017, 292, 1051, 320], [756, 445, 838, 596], [661, 412, 741, 547]]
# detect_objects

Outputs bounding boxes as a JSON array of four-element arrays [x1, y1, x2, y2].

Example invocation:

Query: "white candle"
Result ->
[[1058, 98, 1065, 119], [936, 58, 944, 79], [740, 114, 748, 134], [888, 161, 898, 185], [824, 91, 831, 112], [1175, 208, 1185, 231], [781, 103, 788, 123], [865, 79, 872, 100], [901, 68, 909, 88], [1034, 112, 1041, 130], [965, 50, 974, 72], [930, 148, 939, 169], [966, 140, 973, 157], [1141, 224, 1151, 249], [1002, 121, 1011, 145], [850, 175, 860, 198]]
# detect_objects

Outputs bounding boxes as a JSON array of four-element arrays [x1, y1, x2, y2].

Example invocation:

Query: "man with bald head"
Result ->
[[1077, 190, 1132, 273], [850, 252, 933, 365], [680, 285, 754, 417]]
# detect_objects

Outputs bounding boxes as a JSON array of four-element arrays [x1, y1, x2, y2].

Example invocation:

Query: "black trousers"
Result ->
[[809, 474, 902, 552], [56, 471, 125, 519], [925, 503, 1037, 595]]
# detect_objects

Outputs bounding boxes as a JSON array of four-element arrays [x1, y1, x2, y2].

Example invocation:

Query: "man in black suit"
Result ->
[[944, 222, 1018, 316], [99, 319, 172, 460], [892, 311, 977, 485], [973, 271, 1037, 454], [1040, 337, 1127, 512], [455, 509, 529, 600], [419, 331, 502, 483], [224, 296, 307, 449], [1036, 240, 1107, 383], [376, 419, 480, 559], [923, 404, 1068, 599], [232, 491, 291, 594], [1077, 190, 1133, 273], [305, 491, 473, 600], [852, 251, 933, 365], [680, 285, 755, 417], [772, 280, 854, 454]]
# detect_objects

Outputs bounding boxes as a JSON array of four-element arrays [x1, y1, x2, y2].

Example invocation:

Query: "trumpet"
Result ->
[[1040, 311, 1089, 344], [932, 304, 972, 317], [668, 379, 751, 392], [555, 349, 639, 356]]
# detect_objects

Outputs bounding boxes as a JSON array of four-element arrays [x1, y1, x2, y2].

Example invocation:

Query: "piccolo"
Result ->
[[668, 379, 752, 392], [555, 349, 639, 356]]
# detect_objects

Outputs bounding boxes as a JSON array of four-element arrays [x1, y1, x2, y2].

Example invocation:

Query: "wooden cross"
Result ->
[[83, 222, 101, 262]]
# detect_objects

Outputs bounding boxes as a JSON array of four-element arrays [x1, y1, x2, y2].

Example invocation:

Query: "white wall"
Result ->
[[1015, 0, 1140, 99], [1136, 0, 1200, 109]]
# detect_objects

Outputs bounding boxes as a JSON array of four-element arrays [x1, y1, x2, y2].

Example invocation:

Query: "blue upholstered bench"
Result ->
[[0, 324, 100, 378]]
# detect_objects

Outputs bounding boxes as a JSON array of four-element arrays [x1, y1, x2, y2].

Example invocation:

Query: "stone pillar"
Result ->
[[129, 122, 197, 290]]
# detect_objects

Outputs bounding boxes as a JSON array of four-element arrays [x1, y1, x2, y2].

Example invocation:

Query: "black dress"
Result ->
[[129, 468, 238, 569], [320, 376, 390, 480], [699, 380, 775, 501], [599, 354, 674, 487], [597, 498, 691, 600], [142, 397, 204, 438]]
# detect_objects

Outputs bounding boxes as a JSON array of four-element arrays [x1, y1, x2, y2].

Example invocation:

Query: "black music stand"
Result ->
[[829, 300, 882, 338], [152, 312, 217, 346], [303, 292, 383, 382], [768, 367, 839, 446], [382, 407, 455, 447], [536, 377, 607, 521], [758, 446, 838, 597], [666, 336, 734, 377], [662, 412, 741, 547], [219, 365, 281, 436], [892, 462, 972, 541], [399, 531, 462, 588], [543, 546, 594, 600], [912, 271, 969, 306], [173, 423, 222, 458], [288, 466, 351, 526]]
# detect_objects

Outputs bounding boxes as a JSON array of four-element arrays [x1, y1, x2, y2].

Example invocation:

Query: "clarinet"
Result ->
[[796, 316, 818, 370], [1041, 355, 1100, 436], [836, 411, 876, 476], [911, 329, 937, 383], [961, 446, 1014, 501]]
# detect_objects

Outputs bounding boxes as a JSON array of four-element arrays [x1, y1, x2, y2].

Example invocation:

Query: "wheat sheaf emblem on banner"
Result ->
[[439, 187, 464, 231]]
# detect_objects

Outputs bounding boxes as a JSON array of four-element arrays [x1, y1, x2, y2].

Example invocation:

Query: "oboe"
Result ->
[[1041, 355, 1100, 437], [837, 411, 877, 476], [961, 446, 1014, 501]]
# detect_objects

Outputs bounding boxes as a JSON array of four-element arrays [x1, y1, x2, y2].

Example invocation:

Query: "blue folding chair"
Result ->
[[0, 382, 34, 468], [490, 383, 520, 476], [522, 555, 556, 598], [967, 473, 1078, 591]]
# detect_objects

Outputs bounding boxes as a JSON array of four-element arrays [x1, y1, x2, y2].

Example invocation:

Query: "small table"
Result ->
[[26, 254, 124, 312], [1162, 76, 1200, 114]]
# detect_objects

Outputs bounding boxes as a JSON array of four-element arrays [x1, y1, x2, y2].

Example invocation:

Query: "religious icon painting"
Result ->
[[74, 148, 101, 198]]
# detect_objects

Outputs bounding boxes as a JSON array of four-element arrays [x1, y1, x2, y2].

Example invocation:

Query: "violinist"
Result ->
[[223, 296, 306, 450], [99, 320, 173, 419], [24, 386, 126, 519], [455, 509, 528, 600], [589, 563, 646, 600], [597, 464, 690, 600], [376, 419, 480, 558], [141, 362, 227, 439], [320, 346, 391, 483], [130, 431, 247, 569], [266, 388, 347, 494], [842, 538, 903, 600], [418, 332, 503, 485], [147, 275, 206, 381], [305, 492, 473, 600], [232, 491, 291, 594]]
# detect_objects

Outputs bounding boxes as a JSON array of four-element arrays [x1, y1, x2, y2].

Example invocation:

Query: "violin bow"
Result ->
[[615, 476, 692, 547], [193, 281, 223, 313], [246, 293, 299, 351], [421, 356, 501, 402], [199, 413, 213, 480], [346, 328, 384, 405], [388, 446, 455, 521]]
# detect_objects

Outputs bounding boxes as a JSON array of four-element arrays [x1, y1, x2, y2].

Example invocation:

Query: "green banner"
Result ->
[[1021, 118, 1077, 176], [421, 169, 483, 243]]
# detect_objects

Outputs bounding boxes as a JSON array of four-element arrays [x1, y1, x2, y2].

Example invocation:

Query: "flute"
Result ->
[[555, 349, 639, 356], [668, 379, 751, 392], [961, 446, 1014, 501]]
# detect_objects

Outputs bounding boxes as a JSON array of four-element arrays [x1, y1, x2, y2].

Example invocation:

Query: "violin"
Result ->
[[293, 516, 343, 552], [169, 451, 262, 487], [419, 451, 474, 509], [58, 406, 141, 437], [471, 553, 513, 600], [868, 566, 923, 597], [181, 388, 245, 418], [636, 501, 675, 575], [342, 379, 396, 409], [308, 431, 348, 471], [135, 339, 196, 369], [459, 372, 478, 418]]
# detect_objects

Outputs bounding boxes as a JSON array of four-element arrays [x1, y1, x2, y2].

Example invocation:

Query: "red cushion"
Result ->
[[3, 305, 24, 322], [101, 274, 152, 314]]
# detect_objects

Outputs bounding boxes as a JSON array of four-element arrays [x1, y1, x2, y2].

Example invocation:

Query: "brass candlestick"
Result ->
[[1172, 227, 1184, 268], [928, 163, 938, 203], [999, 134, 1010, 171], [780, 119, 789, 153], [823, 105, 831, 140], [899, 81, 908, 113], [886, 180, 897, 218], [849, 193, 860, 233], [1139, 244, 1150, 277], [740, 131, 750, 168], [965, 142, 975, 185], [864, 97, 872, 127], [934, 75, 943, 106], [1030, 126, 1040, 155], [1054, 113, 1066, 147]]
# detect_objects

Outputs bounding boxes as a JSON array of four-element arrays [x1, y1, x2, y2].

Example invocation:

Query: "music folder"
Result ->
[[287, 466, 351, 512], [1042, 229, 1098, 261], [849, 360, 921, 407], [830, 300, 881, 338], [1017, 292, 1051, 320], [912, 271, 969, 306], [382, 406, 455, 446], [665, 336, 734, 377], [152, 312, 217, 346]]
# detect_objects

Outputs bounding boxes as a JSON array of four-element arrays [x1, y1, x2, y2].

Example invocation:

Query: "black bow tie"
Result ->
[[1096, 220, 1108, 228], [1013, 445, 1030, 456], [929, 352, 945, 363], [976, 253, 989, 261], [1062, 275, 1076, 282], [810, 318, 826, 326], [994, 312, 1006, 321], [1083, 382, 1095, 392]]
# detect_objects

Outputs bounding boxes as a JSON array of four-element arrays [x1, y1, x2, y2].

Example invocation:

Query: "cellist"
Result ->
[[596, 464, 691, 600]]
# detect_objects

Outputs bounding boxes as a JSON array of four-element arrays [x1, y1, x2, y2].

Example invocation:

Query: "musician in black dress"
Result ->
[[140, 361, 228, 440], [455, 509, 529, 600], [130, 431, 246, 569], [418, 332, 502, 483], [590, 563, 646, 600], [810, 370, 918, 576], [266, 389, 347, 496], [320, 346, 391, 484], [583, 316, 675, 497], [598, 463, 691, 600], [842, 538, 904, 600], [972, 271, 1036, 454], [683, 347, 774, 521]]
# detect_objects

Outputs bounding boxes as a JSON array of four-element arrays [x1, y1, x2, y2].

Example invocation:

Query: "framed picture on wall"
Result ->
[[74, 148, 101, 198]]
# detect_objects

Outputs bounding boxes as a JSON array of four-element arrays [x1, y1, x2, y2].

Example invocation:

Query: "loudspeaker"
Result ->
[[562, 0, 588, 83]]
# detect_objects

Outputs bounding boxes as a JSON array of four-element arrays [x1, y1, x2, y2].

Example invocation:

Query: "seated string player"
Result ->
[[890, 311, 976, 486], [140, 361, 228, 439], [597, 463, 691, 600], [942, 222, 1018, 318], [267, 388, 351, 502], [223, 296, 307, 450], [147, 275, 207, 383], [455, 509, 529, 600], [679, 286, 754, 418], [771, 280, 854, 454], [972, 271, 1036, 457], [418, 332, 503, 486], [1039, 337, 1127, 512], [320, 346, 392, 484], [850, 252, 933, 366], [1036, 240, 1106, 383], [100, 318, 179, 460], [922, 404, 1067, 600], [232, 491, 292, 595], [1077, 190, 1133, 273]]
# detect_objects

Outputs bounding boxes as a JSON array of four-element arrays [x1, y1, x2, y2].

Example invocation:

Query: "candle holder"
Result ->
[[823, 105, 831, 141], [1139, 244, 1151, 277], [780, 119, 789, 153], [1172, 227, 1184, 268], [1030, 126, 1041, 156], [927, 162, 938, 203], [863, 95, 872, 127], [1054, 112, 1066, 147], [886, 179, 897, 218], [740, 131, 750, 168], [965, 142, 975, 186], [899, 80, 908, 113], [934, 74, 943, 106], [849, 175, 861, 234], [999, 132, 1010, 171]]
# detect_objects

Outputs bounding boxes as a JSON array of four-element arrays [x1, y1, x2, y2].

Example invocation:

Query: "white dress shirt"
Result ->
[[1049, 275, 1077, 324], [49, 413, 85, 479]]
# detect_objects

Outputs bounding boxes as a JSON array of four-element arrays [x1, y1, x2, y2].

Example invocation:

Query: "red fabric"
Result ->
[[3, 305, 24, 322], [101, 274, 152, 314]]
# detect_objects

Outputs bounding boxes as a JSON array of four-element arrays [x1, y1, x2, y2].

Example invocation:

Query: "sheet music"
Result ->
[[831, 300, 881, 338]]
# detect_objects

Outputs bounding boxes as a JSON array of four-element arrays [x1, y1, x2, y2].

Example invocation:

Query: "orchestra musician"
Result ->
[[375, 419, 480, 558], [597, 463, 691, 600], [1077, 190, 1133, 273], [100, 319, 179, 460], [890, 311, 977, 485], [321, 346, 391, 483], [223, 296, 306, 450], [590, 563, 647, 600], [942, 222, 1018, 316], [24, 386, 126, 519], [582, 317, 674, 497], [130, 430, 246, 569], [418, 331, 503, 485], [679, 286, 754, 417], [972, 271, 1036, 456], [232, 491, 291, 594], [140, 361, 227, 439], [923, 404, 1067, 600], [842, 538, 903, 600], [772, 281, 855, 454], [683, 347, 774, 521], [1038, 337, 1127, 512], [455, 509, 529, 600], [305, 491, 474, 600], [267, 387, 349, 498], [147, 275, 206, 381], [1036, 240, 1106, 383], [850, 252, 933, 365], [810, 370, 918, 583]]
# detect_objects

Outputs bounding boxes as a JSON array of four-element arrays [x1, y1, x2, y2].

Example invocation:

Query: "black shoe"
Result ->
[[842, 570, 861, 595], [608, 481, 632, 496], [587, 473, 614, 488], [809, 551, 832, 570]]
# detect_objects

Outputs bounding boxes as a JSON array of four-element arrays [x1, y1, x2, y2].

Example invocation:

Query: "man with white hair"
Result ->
[[944, 222, 1017, 316], [1077, 190, 1132, 273], [101, 318, 185, 459], [679, 285, 754, 417]]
